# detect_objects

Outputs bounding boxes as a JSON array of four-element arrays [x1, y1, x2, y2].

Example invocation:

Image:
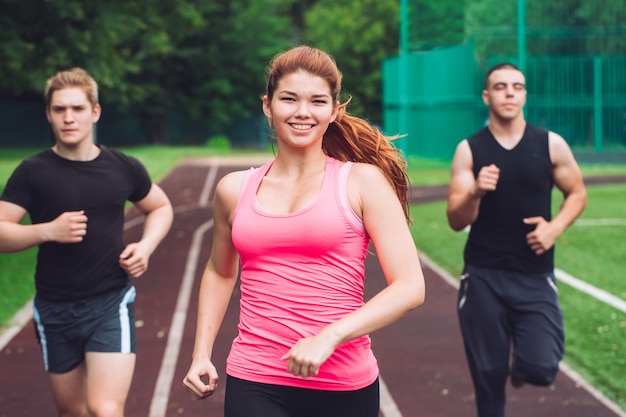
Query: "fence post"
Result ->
[[398, 0, 409, 156], [517, 0, 527, 74], [593, 56, 603, 151]]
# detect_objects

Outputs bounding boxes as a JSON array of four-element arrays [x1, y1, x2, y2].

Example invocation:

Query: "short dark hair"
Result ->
[[484, 63, 523, 89]]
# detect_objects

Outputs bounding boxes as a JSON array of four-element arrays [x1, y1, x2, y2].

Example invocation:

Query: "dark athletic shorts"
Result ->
[[32, 283, 136, 374], [224, 375, 380, 417]]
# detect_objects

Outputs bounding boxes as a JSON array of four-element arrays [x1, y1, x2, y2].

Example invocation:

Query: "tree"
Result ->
[[0, 0, 155, 96], [466, 0, 626, 58], [0, 0, 295, 143], [303, 0, 399, 124], [410, 0, 466, 51], [118, 0, 296, 143]]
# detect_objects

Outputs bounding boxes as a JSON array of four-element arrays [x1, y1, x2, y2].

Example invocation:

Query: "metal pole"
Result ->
[[398, 0, 409, 156], [593, 56, 603, 151], [517, 0, 527, 73]]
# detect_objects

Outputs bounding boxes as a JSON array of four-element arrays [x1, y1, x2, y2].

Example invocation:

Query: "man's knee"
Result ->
[[512, 356, 559, 386]]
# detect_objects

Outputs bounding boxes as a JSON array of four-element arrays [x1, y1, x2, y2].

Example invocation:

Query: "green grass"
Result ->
[[555, 186, 626, 298], [406, 156, 452, 185], [559, 285, 626, 409], [405, 156, 626, 186], [1, 146, 626, 410]]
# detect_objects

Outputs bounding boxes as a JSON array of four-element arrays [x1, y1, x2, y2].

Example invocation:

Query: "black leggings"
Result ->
[[224, 375, 380, 417]]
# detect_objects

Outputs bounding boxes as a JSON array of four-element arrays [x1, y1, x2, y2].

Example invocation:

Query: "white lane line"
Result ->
[[149, 219, 213, 417], [419, 254, 459, 290], [418, 254, 626, 417], [380, 377, 404, 417], [150, 163, 219, 416], [199, 163, 220, 207], [559, 362, 626, 417], [556, 269, 626, 314], [0, 300, 33, 350], [130, 161, 218, 230], [123, 215, 144, 231]]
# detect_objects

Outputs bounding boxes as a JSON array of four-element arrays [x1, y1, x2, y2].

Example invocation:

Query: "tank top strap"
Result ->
[[234, 160, 274, 221], [336, 161, 365, 234]]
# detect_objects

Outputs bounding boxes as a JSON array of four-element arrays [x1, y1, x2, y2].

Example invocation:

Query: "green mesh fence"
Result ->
[[385, 0, 626, 159]]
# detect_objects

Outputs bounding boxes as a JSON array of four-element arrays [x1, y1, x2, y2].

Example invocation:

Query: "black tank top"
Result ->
[[464, 123, 554, 273]]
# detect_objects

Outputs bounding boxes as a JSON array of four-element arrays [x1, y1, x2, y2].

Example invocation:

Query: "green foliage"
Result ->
[[303, 0, 399, 123], [465, 0, 626, 59], [2, 0, 401, 139], [205, 135, 231, 151], [0, 1, 153, 95], [134, 0, 294, 139], [409, 0, 466, 50], [0, 0, 296, 143], [465, 0, 518, 59]]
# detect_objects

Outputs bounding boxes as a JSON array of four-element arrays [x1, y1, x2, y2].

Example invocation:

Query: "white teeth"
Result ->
[[291, 124, 311, 130]]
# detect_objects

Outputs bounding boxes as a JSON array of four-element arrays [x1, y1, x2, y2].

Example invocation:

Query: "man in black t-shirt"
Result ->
[[0, 68, 173, 417]]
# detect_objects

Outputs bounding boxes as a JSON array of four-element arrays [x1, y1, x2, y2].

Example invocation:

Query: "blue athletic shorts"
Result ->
[[32, 283, 136, 374]]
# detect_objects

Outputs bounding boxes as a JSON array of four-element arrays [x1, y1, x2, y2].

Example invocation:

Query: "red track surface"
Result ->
[[0, 160, 623, 417]]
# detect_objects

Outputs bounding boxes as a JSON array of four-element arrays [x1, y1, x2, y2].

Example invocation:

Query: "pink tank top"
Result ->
[[227, 156, 378, 390]]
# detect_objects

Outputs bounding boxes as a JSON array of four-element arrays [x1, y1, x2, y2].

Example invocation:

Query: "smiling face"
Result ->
[[263, 70, 338, 150], [46, 87, 101, 148], [482, 67, 527, 123]]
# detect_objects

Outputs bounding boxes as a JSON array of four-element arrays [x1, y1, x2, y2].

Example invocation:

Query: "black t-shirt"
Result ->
[[464, 123, 554, 273], [1, 146, 153, 301]]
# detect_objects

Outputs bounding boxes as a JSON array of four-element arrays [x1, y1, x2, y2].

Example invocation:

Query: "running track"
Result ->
[[0, 158, 624, 417]]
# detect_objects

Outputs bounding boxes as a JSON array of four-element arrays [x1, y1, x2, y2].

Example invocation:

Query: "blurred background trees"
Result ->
[[0, 0, 398, 144], [1, 0, 624, 146]]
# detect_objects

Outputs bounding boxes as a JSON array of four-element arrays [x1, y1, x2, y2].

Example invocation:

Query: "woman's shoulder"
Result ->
[[347, 162, 386, 182], [216, 163, 267, 199], [345, 162, 392, 202], [216, 169, 248, 194]]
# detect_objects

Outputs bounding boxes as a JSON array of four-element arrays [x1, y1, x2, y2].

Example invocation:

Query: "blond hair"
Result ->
[[44, 67, 99, 108]]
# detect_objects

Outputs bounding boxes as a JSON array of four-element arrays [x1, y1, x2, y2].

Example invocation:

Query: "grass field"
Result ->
[[1, 145, 625, 411]]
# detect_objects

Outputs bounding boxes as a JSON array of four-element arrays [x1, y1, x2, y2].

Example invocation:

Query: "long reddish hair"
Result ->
[[265, 46, 411, 221]]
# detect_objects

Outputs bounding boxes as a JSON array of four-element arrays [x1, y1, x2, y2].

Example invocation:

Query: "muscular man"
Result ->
[[446, 62, 587, 417]]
